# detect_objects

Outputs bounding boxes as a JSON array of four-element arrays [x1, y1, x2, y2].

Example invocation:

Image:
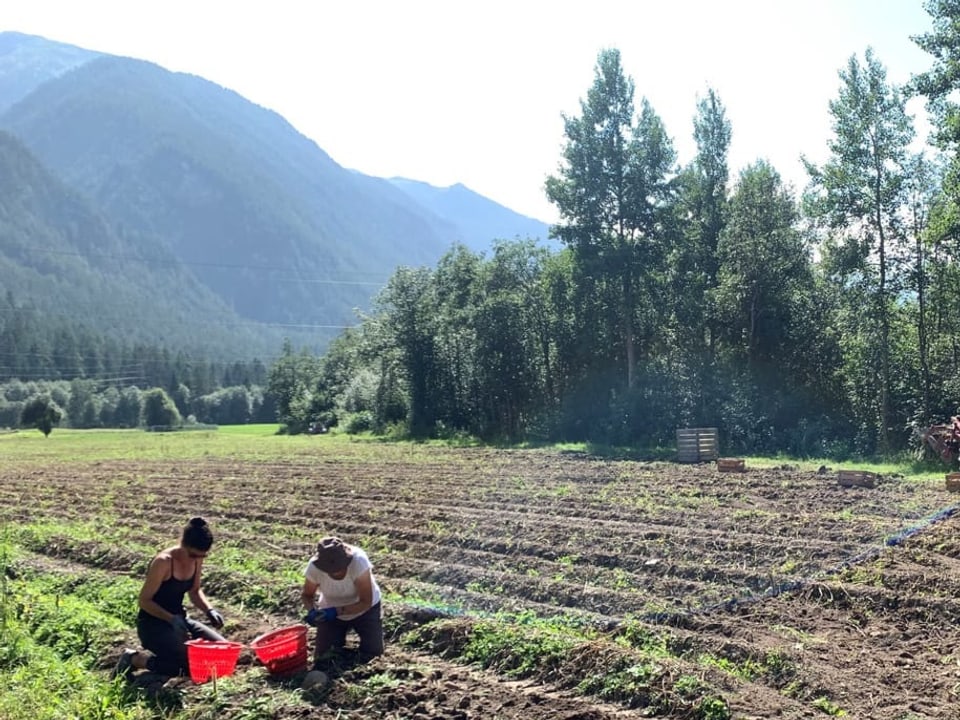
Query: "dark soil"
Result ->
[[4, 448, 960, 718]]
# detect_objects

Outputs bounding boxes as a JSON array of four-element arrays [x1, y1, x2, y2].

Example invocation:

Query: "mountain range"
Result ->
[[0, 31, 551, 359]]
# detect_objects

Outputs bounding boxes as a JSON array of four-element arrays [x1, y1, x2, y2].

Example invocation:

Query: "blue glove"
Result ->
[[206, 608, 225, 629], [170, 614, 190, 639], [304, 607, 337, 625]]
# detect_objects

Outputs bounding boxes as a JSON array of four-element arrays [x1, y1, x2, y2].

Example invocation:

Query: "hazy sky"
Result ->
[[2, 1, 937, 223]]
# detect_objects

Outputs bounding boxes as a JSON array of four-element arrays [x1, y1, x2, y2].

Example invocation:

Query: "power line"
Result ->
[[0, 349, 304, 367], [0, 307, 359, 330], [0, 372, 147, 383], [10, 246, 393, 286], [0, 353, 147, 365], [0, 360, 145, 372], [0, 346, 319, 372], [0, 350, 277, 365]]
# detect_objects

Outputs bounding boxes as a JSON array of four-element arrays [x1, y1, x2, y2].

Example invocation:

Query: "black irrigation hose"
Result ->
[[639, 502, 960, 627], [398, 502, 960, 631]]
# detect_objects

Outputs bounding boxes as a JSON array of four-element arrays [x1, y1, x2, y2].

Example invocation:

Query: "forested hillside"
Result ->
[[0, 35, 549, 357], [0, 33, 559, 434], [0, 130, 280, 359], [0, 31, 98, 112], [0, 52, 459, 330]]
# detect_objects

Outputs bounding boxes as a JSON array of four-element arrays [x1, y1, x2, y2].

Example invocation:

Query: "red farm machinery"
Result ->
[[920, 416, 960, 467]]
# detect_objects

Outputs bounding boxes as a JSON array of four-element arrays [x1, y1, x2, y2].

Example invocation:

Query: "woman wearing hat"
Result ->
[[300, 536, 384, 665]]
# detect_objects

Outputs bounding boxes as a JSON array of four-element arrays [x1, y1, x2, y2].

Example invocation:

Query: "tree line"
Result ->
[[271, 9, 960, 458], [0, 291, 276, 431], [9, 5, 960, 458]]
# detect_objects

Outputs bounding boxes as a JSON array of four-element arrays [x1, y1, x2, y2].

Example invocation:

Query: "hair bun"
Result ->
[[189, 517, 207, 528]]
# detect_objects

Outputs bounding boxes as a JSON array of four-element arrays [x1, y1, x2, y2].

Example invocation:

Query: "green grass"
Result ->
[[214, 424, 284, 436], [1, 428, 950, 482], [744, 454, 949, 482], [0, 425, 489, 466], [0, 537, 153, 720], [0, 645, 153, 720]]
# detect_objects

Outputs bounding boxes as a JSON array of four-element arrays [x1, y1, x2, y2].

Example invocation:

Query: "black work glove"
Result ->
[[206, 608, 225, 629]]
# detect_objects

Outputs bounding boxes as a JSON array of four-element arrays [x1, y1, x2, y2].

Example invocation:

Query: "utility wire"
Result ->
[[0, 351, 278, 365], [9, 246, 393, 286], [0, 307, 360, 330]]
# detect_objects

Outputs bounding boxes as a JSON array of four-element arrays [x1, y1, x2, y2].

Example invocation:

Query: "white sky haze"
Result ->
[[1, 1, 937, 224]]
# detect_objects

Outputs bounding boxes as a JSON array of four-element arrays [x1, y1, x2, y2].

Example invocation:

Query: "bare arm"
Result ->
[[338, 570, 374, 616], [301, 578, 319, 610]]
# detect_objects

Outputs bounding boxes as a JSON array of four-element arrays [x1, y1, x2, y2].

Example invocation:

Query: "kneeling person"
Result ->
[[114, 517, 227, 679], [301, 536, 383, 666]]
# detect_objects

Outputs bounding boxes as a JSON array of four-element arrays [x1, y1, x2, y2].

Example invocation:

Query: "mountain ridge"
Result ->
[[0, 31, 555, 358], [387, 176, 554, 253], [0, 129, 279, 358], [0, 31, 100, 113]]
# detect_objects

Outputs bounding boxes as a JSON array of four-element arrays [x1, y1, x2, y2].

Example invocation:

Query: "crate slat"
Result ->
[[676, 428, 719, 463]]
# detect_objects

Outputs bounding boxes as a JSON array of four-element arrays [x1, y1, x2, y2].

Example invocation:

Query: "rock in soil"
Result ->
[[302, 669, 329, 690]]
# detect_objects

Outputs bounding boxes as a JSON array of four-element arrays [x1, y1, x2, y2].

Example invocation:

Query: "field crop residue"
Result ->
[[1, 429, 959, 718]]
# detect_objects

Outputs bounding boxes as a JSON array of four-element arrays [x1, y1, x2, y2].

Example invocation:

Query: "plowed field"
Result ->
[[3, 434, 960, 718]]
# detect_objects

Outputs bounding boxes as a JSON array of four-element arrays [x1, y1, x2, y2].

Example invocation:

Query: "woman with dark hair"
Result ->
[[300, 536, 384, 667], [113, 517, 227, 679]]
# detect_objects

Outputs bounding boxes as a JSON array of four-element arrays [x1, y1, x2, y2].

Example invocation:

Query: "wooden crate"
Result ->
[[676, 427, 718, 463], [946, 472, 960, 492], [717, 458, 745, 472], [837, 470, 877, 489]]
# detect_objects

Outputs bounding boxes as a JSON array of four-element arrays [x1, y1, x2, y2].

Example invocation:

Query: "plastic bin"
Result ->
[[250, 624, 309, 677], [185, 639, 243, 683]]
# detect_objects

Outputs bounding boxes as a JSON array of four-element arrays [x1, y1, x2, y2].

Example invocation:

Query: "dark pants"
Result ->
[[314, 602, 384, 663], [137, 614, 225, 677]]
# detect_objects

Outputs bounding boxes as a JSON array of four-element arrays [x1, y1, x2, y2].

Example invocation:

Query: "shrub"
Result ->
[[345, 411, 374, 434], [20, 396, 63, 437], [141, 388, 181, 428]]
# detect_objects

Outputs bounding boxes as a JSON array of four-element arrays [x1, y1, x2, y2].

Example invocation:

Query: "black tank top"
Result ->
[[139, 556, 195, 618]]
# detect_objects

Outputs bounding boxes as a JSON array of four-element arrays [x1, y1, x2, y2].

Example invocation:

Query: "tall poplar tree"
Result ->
[[545, 48, 675, 390], [911, 1, 960, 421], [672, 89, 731, 421], [804, 48, 914, 453]]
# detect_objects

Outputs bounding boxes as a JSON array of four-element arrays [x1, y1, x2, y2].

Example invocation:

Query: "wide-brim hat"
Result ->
[[311, 536, 353, 574]]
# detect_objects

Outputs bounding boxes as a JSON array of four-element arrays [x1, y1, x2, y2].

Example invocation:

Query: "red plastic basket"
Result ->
[[185, 640, 243, 683], [250, 625, 309, 676]]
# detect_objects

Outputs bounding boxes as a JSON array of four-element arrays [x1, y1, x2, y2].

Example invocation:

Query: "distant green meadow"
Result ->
[[0, 425, 487, 468], [0, 425, 945, 483], [1, 424, 313, 462]]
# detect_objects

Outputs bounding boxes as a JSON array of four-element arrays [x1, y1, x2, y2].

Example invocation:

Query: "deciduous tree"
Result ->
[[545, 48, 676, 390], [20, 395, 62, 437], [672, 88, 731, 423], [141, 387, 182, 428], [804, 48, 914, 452]]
